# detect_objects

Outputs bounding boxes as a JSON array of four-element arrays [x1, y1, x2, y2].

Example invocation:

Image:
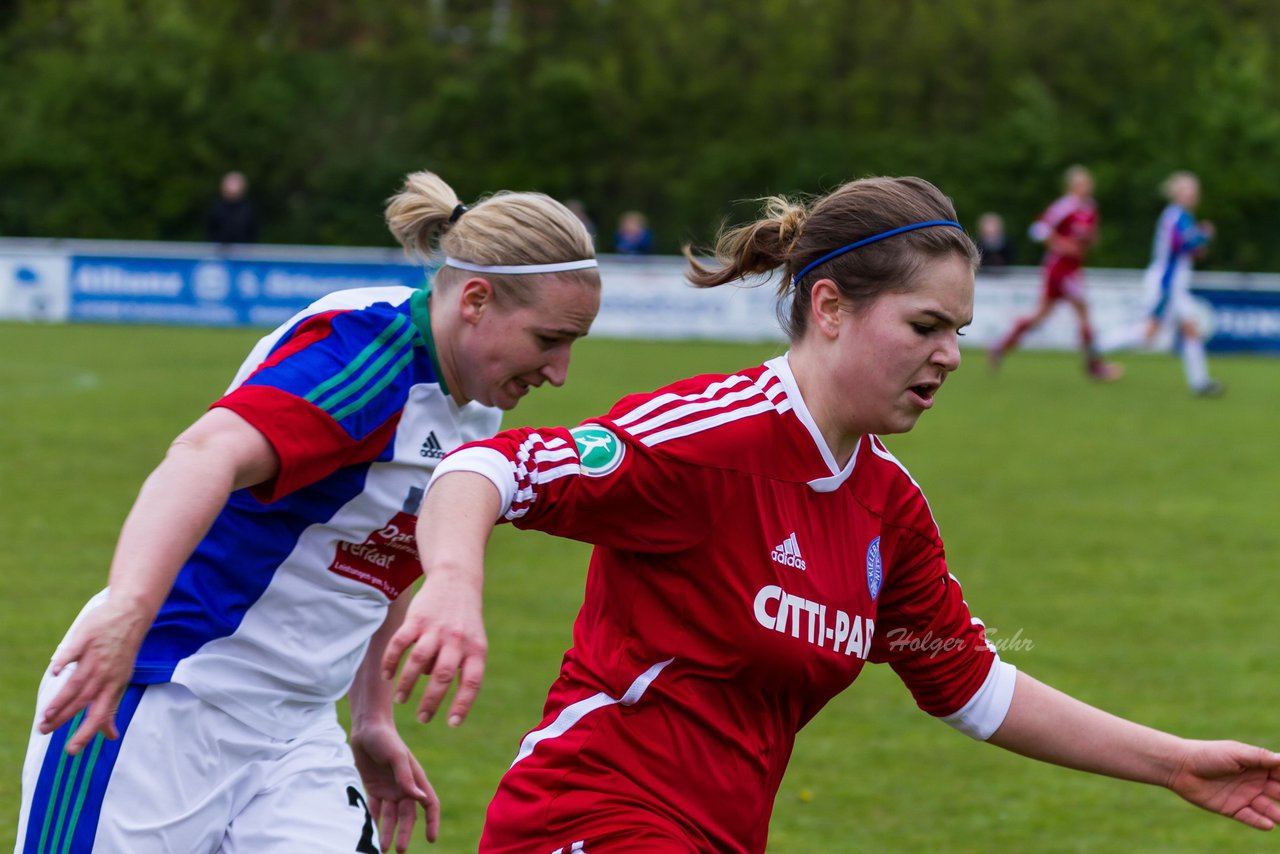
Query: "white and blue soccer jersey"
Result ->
[[131, 285, 500, 737], [1144, 203, 1210, 321], [18, 285, 501, 853]]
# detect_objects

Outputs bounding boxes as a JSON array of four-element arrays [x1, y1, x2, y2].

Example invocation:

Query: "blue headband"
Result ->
[[790, 219, 964, 287]]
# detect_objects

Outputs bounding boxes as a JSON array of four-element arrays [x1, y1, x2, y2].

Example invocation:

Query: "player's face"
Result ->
[[460, 276, 600, 410], [1069, 171, 1094, 198], [1173, 176, 1200, 209], [830, 253, 974, 437]]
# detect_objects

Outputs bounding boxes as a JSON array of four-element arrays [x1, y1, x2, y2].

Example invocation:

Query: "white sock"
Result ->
[[1181, 336, 1210, 389]]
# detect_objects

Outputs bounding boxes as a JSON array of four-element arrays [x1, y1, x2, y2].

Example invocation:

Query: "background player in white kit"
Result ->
[[1101, 171, 1222, 395], [15, 171, 601, 853], [1141, 170, 1223, 396], [386, 177, 1280, 852]]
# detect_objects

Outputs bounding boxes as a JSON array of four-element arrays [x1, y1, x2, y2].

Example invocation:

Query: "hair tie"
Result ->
[[448, 204, 469, 224], [778, 211, 805, 254]]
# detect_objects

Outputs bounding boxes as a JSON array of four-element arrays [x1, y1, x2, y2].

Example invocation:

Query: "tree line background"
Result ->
[[2, 0, 1279, 270]]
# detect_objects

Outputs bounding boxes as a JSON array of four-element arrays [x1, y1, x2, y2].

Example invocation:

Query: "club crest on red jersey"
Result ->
[[570, 424, 625, 477], [866, 536, 883, 600]]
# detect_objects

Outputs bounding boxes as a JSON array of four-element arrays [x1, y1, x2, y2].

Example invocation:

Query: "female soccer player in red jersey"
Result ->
[[988, 165, 1123, 381], [386, 177, 1280, 853]]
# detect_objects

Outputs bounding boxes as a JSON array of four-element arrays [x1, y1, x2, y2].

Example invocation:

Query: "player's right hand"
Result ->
[[40, 597, 149, 755], [382, 568, 488, 728], [352, 723, 441, 850]]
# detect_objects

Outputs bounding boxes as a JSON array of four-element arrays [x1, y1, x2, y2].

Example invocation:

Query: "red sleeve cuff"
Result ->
[[212, 385, 395, 503]]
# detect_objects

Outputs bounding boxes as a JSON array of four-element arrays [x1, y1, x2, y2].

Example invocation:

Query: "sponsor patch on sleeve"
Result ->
[[570, 424, 625, 477]]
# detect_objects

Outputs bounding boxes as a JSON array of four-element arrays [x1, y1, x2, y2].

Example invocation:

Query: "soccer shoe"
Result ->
[[1193, 380, 1226, 397], [1087, 361, 1124, 382], [986, 348, 1004, 373]]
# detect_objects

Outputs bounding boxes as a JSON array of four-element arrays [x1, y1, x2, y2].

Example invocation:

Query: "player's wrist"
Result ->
[[349, 717, 398, 744], [102, 588, 163, 627]]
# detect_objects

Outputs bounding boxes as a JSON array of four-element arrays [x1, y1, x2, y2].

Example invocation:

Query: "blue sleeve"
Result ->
[[214, 305, 425, 500], [240, 306, 422, 442], [1177, 210, 1209, 253]]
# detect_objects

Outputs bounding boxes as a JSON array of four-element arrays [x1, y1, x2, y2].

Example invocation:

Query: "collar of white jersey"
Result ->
[[765, 353, 860, 493]]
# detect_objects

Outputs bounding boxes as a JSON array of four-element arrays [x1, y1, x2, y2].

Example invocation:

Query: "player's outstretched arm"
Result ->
[[40, 408, 278, 755], [351, 592, 440, 850], [987, 671, 1280, 830], [384, 471, 501, 728]]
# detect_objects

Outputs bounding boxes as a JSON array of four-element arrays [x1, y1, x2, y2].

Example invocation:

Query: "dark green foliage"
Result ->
[[3, 0, 1280, 267]]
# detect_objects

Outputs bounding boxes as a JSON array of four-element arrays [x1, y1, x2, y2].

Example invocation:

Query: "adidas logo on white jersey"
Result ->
[[771, 532, 806, 570], [419, 431, 446, 460]]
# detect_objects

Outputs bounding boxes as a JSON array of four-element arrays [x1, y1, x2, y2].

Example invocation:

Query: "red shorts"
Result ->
[[479, 770, 706, 854], [1042, 259, 1086, 301]]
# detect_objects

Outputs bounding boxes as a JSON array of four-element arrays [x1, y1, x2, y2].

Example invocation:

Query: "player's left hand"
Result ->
[[351, 723, 440, 850], [382, 567, 488, 727], [1167, 739, 1280, 830], [40, 595, 150, 754]]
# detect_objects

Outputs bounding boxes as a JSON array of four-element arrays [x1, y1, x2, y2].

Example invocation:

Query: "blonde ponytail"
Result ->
[[385, 171, 463, 260], [385, 170, 599, 307]]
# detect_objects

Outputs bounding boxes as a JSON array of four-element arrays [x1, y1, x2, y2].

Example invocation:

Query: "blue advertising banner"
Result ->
[[1194, 286, 1280, 353], [68, 255, 427, 327], [3, 236, 1274, 351]]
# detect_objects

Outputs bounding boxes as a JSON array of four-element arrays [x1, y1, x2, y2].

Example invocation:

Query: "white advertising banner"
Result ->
[[0, 248, 71, 322]]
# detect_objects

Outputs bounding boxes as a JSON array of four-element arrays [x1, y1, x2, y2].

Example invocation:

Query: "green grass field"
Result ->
[[2, 321, 1277, 852]]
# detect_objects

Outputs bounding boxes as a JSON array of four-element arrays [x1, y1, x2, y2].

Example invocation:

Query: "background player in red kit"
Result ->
[[989, 164, 1123, 380], [386, 178, 1280, 853]]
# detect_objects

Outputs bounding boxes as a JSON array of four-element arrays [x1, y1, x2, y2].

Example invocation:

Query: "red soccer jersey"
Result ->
[[1031, 194, 1098, 275], [437, 355, 1012, 853]]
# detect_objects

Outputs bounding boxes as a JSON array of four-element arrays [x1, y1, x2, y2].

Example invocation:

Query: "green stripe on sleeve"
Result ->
[[331, 346, 416, 421], [304, 314, 409, 405], [315, 320, 415, 414]]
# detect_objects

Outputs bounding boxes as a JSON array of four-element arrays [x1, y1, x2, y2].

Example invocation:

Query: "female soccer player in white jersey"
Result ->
[[385, 177, 1280, 853], [15, 171, 601, 853], [1142, 170, 1223, 396]]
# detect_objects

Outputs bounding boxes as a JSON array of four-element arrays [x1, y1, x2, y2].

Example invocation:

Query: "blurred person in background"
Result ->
[[566, 198, 598, 247], [976, 211, 1016, 272], [614, 209, 654, 255], [1139, 171, 1223, 396], [988, 165, 1122, 381], [16, 171, 601, 853], [385, 177, 1280, 853], [203, 170, 261, 244]]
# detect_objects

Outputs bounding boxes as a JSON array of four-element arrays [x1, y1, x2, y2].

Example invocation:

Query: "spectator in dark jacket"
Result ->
[[204, 171, 260, 244]]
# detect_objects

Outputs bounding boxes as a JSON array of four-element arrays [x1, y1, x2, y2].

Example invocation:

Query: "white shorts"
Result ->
[[1143, 264, 1195, 325], [16, 669, 376, 853]]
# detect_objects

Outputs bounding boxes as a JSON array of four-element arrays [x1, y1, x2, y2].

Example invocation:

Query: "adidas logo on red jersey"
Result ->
[[771, 532, 806, 570]]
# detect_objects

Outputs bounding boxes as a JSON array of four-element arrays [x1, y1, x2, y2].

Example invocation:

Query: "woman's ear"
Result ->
[[809, 278, 844, 340], [457, 277, 494, 325]]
